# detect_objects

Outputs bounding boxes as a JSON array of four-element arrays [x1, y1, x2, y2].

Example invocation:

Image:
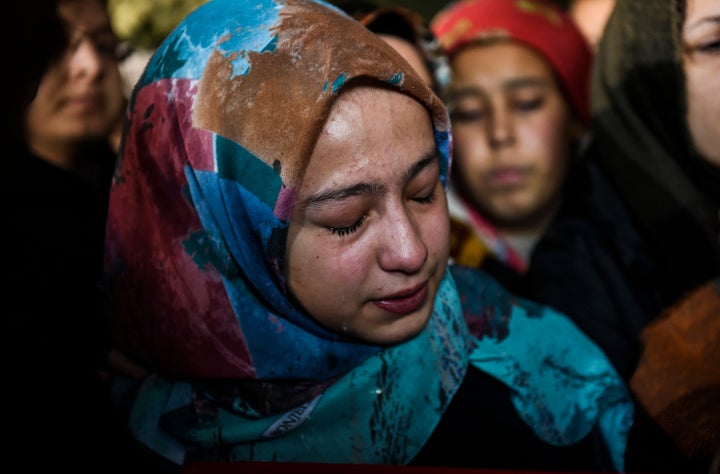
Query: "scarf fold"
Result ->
[[451, 265, 632, 472]]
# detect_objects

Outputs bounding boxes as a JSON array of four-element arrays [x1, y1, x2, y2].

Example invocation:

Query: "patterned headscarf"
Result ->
[[105, 0, 631, 467], [105, 0, 464, 464]]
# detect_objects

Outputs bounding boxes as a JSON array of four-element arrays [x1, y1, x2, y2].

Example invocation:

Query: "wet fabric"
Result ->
[[105, 0, 632, 469]]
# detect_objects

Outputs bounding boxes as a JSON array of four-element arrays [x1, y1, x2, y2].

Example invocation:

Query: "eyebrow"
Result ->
[[301, 149, 441, 209], [504, 77, 552, 90], [684, 15, 720, 33], [452, 77, 551, 99]]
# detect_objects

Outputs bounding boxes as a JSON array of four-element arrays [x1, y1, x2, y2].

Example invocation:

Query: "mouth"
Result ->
[[64, 95, 103, 112], [487, 166, 529, 187], [372, 282, 429, 315]]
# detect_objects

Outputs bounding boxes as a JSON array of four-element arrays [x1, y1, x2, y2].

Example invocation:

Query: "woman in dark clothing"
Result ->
[[584, 0, 720, 306], [587, 0, 720, 470], [428, 0, 656, 382], [528, 0, 720, 383], [524, 0, 720, 470], [2, 0, 153, 470]]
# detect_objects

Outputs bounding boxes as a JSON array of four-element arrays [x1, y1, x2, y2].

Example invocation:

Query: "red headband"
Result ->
[[431, 0, 593, 124]]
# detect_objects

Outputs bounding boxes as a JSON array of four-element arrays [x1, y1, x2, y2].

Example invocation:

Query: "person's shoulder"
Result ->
[[543, 158, 648, 258]]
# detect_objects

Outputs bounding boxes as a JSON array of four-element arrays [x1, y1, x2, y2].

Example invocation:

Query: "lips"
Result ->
[[487, 166, 529, 187], [373, 282, 429, 315], [64, 94, 104, 112]]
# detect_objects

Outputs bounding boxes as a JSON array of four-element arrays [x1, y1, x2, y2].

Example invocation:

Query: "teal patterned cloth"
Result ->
[[452, 265, 633, 471]]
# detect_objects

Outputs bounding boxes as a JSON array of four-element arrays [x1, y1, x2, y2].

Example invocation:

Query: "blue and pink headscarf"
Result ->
[[105, 0, 631, 468]]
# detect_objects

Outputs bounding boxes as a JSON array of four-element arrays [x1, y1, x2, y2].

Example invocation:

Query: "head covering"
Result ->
[[589, 0, 720, 302], [105, 0, 631, 467], [430, 0, 593, 124], [105, 0, 464, 465], [594, 4, 720, 467]]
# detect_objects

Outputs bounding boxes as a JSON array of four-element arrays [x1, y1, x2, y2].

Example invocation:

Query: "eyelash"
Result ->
[[685, 38, 720, 57], [515, 98, 543, 111], [414, 190, 437, 205], [452, 98, 544, 122], [329, 214, 367, 237], [327, 189, 438, 237], [698, 39, 720, 54]]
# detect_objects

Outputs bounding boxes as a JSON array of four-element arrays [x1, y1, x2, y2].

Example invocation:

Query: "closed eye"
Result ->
[[413, 190, 437, 204], [513, 97, 543, 112], [698, 38, 720, 54], [451, 109, 487, 122], [329, 214, 367, 237]]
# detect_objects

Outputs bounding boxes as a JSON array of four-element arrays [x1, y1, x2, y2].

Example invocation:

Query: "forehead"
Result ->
[[302, 84, 435, 185], [451, 41, 556, 83], [322, 84, 430, 144], [58, 0, 110, 32], [685, 0, 720, 25]]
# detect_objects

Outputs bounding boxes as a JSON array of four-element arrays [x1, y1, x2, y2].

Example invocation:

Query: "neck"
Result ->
[[495, 198, 562, 262]]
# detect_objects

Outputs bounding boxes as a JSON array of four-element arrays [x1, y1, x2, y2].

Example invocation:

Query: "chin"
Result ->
[[372, 309, 432, 347]]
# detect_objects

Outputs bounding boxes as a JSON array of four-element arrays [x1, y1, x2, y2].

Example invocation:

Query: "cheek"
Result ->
[[289, 234, 371, 293], [686, 68, 720, 166], [524, 108, 570, 148], [452, 128, 492, 173], [520, 112, 573, 174], [421, 200, 451, 263]]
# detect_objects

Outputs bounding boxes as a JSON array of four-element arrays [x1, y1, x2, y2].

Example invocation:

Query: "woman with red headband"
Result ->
[[430, 0, 592, 286], [435, 0, 718, 471], [431, 0, 661, 383]]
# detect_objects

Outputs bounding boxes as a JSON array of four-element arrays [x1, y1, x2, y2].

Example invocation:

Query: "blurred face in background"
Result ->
[[378, 34, 434, 87], [449, 41, 580, 231], [682, 0, 720, 168], [25, 0, 124, 164], [568, 0, 615, 51]]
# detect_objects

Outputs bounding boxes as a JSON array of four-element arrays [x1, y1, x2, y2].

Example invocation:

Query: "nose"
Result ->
[[487, 106, 514, 148], [377, 206, 428, 274], [67, 37, 105, 79]]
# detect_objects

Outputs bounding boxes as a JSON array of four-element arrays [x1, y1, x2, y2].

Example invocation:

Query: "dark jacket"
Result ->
[[524, 158, 667, 382]]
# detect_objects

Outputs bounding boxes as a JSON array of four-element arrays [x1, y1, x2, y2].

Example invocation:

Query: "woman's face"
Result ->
[[285, 85, 449, 345], [449, 42, 579, 231], [683, 0, 720, 168], [26, 0, 125, 148]]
